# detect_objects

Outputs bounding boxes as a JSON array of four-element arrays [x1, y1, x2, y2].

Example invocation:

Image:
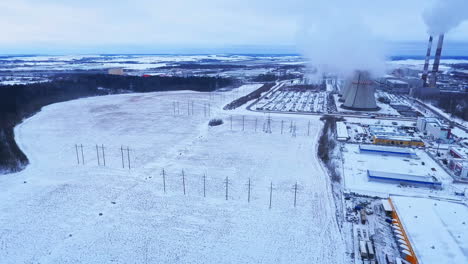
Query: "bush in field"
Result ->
[[208, 119, 223, 126], [378, 96, 390, 104]]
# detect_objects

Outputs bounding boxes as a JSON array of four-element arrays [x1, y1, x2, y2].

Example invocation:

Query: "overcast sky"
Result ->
[[1, 0, 467, 54]]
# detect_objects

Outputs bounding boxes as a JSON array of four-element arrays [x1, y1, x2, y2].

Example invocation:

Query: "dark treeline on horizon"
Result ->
[[0, 74, 236, 173]]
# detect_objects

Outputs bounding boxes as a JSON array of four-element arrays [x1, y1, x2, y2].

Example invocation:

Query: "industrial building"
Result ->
[[416, 117, 451, 141], [380, 78, 411, 94], [386, 198, 419, 264], [372, 135, 425, 147], [367, 170, 442, 189], [447, 146, 468, 179], [448, 146, 468, 159], [336, 121, 350, 141], [391, 196, 468, 264], [448, 159, 468, 179], [108, 68, 125, 75], [341, 71, 379, 111], [359, 145, 417, 158]]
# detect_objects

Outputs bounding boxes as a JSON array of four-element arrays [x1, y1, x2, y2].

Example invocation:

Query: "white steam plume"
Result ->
[[296, 0, 386, 82], [423, 0, 468, 35]]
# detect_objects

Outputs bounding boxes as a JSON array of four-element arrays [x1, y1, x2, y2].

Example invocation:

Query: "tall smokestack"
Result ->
[[430, 34, 444, 87], [421, 35, 433, 87]]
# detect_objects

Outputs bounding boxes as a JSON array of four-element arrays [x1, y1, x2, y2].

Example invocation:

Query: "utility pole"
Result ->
[[230, 115, 233, 131], [75, 144, 80, 164], [203, 173, 206, 198], [182, 170, 186, 195], [265, 115, 272, 134], [96, 144, 100, 166], [242, 116, 245, 131], [225, 176, 229, 200], [294, 182, 298, 208], [120, 146, 125, 168], [80, 144, 84, 165], [162, 169, 166, 193], [307, 121, 311, 136], [255, 118, 257, 132], [101, 144, 106, 166], [281, 120, 284, 134], [187, 100, 190, 116], [269, 182, 273, 209], [248, 178, 251, 203], [127, 146, 131, 169]]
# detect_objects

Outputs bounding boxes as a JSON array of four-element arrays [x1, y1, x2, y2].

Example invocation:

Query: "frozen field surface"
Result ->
[[0, 86, 346, 263], [392, 196, 468, 264]]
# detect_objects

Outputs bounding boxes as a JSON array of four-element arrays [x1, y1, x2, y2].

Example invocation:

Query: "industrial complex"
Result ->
[[1, 1, 467, 263]]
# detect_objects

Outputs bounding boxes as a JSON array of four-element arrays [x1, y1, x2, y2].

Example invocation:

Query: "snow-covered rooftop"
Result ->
[[392, 196, 468, 264]]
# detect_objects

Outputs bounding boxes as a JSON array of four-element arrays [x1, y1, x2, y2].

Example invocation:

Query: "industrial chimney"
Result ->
[[421, 35, 433, 87], [430, 34, 444, 87]]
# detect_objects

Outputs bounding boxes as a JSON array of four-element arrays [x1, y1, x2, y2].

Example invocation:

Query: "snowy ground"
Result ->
[[0, 85, 346, 263], [392, 196, 468, 264]]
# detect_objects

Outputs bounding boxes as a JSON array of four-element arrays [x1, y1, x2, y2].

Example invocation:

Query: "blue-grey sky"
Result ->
[[1, 0, 468, 54]]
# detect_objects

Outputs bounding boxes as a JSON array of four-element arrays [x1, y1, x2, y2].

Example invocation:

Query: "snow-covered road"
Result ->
[[0, 86, 346, 263]]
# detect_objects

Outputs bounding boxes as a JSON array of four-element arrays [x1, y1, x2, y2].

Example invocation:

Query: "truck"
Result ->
[[360, 209, 367, 224], [366, 241, 375, 259], [359, 240, 368, 259]]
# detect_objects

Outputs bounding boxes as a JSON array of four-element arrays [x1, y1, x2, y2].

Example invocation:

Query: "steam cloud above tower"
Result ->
[[422, 0, 468, 35]]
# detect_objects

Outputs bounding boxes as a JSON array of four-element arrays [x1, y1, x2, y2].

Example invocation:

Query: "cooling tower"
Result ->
[[341, 71, 379, 111], [338, 78, 352, 102], [430, 34, 444, 88], [421, 35, 433, 87]]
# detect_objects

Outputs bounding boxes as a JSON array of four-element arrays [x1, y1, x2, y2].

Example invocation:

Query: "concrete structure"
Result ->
[[372, 135, 425, 147], [392, 196, 468, 264], [448, 159, 468, 179], [338, 78, 352, 101], [367, 170, 442, 189], [421, 35, 433, 87], [430, 34, 444, 88], [341, 71, 379, 111], [417, 117, 451, 141], [108, 68, 125, 75], [386, 79, 410, 94], [336, 122, 349, 141], [448, 146, 468, 159], [359, 145, 417, 158]]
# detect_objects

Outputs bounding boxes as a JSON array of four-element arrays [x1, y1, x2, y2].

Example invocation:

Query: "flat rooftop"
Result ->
[[359, 145, 416, 155], [342, 144, 452, 196], [368, 170, 437, 183], [392, 196, 468, 264]]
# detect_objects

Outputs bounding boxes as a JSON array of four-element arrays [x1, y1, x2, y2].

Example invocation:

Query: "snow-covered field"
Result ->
[[392, 196, 468, 264], [0, 85, 346, 263]]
